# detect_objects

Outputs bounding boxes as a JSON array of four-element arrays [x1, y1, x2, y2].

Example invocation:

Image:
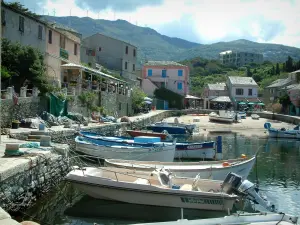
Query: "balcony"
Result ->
[[60, 48, 69, 60]]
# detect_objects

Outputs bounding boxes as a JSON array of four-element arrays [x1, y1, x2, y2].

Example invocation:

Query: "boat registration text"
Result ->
[[181, 197, 223, 205]]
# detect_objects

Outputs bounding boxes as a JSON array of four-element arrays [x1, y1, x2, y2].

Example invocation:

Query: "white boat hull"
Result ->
[[66, 168, 237, 212], [209, 116, 234, 123], [268, 129, 300, 139], [130, 213, 298, 225], [105, 156, 256, 180], [174, 148, 215, 159], [76, 141, 176, 162]]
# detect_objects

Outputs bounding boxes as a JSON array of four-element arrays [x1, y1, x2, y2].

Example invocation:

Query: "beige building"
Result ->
[[219, 50, 263, 67], [80, 33, 138, 85]]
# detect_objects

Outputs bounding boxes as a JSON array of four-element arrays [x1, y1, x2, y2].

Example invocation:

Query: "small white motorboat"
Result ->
[[105, 155, 256, 180], [251, 114, 260, 120], [209, 110, 235, 123], [75, 136, 176, 162], [129, 212, 298, 225], [66, 167, 274, 212]]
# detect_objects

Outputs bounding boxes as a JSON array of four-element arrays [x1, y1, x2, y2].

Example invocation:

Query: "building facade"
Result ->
[[45, 24, 81, 86], [142, 61, 190, 97], [80, 33, 138, 84], [1, 3, 46, 53], [227, 76, 259, 104], [219, 50, 263, 67], [202, 83, 229, 109]]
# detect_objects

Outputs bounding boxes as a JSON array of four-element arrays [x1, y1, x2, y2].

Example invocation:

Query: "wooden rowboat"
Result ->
[[126, 130, 168, 140]]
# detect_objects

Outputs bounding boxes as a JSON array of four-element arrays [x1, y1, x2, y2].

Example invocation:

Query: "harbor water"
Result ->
[[16, 134, 300, 225]]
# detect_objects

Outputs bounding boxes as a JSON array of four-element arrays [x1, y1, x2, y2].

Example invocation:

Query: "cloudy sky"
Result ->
[[10, 0, 300, 47]]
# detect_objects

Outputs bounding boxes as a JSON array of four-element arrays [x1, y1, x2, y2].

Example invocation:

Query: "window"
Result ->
[[60, 35, 66, 49], [99, 47, 102, 51], [74, 43, 77, 55], [125, 62, 128, 70], [133, 64, 135, 71], [19, 16, 24, 32], [162, 70, 166, 78], [125, 46, 128, 54], [38, 25, 43, 39], [177, 82, 183, 90], [48, 30, 52, 44], [178, 70, 183, 76], [148, 69, 152, 76], [248, 89, 252, 96], [2, 10, 6, 26], [133, 49, 136, 57], [236, 88, 244, 95]]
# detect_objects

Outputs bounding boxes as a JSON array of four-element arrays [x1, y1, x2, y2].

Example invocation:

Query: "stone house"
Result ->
[[141, 61, 190, 97], [80, 33, 138, 85], [202, 83, 230, 109]]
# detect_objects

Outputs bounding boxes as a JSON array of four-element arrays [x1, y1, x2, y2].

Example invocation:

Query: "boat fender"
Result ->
[[264, 122, 271, 129], [222, 162, 230, 167], [241, 154, 247, 159]]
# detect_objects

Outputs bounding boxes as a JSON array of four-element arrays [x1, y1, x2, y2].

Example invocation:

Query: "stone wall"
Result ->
[[0, 97, 48, 128], [0, 150, 70, 213]]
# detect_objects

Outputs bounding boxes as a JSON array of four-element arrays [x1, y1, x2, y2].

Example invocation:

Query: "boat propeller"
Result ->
[[222, 172, 276, 212]]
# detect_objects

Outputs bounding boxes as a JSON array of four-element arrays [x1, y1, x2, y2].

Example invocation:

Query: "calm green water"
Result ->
[[17, 134, 300, 225]]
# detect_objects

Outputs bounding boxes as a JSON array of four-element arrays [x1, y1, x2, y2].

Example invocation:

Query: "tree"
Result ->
[[1, 38, 49, 93], [271, 65, 275, 75], [246, 67, 252, 77], [282, 63, 286, 71], [77, 91, 97, 118], [286, 56, 294, 72], [132, 87, 146, 112], [276, 63, 280, 75]]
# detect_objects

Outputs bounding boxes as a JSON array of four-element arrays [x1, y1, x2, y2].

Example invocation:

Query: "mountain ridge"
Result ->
[[43, 15, 300, 63]]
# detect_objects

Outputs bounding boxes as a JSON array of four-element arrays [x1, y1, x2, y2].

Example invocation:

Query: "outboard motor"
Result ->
[[222, 172, 276, 212]]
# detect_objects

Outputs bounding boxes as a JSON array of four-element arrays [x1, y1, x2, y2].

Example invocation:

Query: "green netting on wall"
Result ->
[[49, 93, 68, 117]]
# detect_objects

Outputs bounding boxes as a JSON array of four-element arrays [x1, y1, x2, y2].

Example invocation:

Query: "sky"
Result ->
[[10, 0, 300, 48]]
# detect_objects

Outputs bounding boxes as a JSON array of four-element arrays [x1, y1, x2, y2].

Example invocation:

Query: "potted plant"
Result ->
[[12, 119, 20, 129]]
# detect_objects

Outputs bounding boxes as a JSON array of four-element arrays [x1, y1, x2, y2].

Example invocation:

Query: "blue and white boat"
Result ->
[[238, 111, 247, 119], [80, 131, 216, 159], [264, 122, 300, 139], [146, 122, 192, 135], [75, 136, 176, 162]]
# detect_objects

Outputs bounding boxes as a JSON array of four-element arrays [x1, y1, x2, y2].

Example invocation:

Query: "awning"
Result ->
[[185, 94, 201, 100], [61, 63, 126, 83], [210, 96, 231, 102]]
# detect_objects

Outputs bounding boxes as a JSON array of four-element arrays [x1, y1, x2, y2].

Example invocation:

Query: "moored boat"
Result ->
[[146, 122, 193, 135], [80, 131, 216, 159], [251, 114, 260, 120], [104, 155, 256, 180], [264, 122, 300, 139], [209, 111, 235, 123], [75, 136, 176, 162], [126, 130, 169, 140], [66, 167, 273, 212]]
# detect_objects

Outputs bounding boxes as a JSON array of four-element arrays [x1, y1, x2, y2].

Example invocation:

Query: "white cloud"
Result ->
[[17, 0, 300, 47]]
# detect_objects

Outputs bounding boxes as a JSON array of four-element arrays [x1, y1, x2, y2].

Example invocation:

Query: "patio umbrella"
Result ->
[[258, 103, 265, 106], [239, 102, 246, 105], [248, 102, 255, 105], [144, 97, 152, 101], [144, 100, 152, 104]]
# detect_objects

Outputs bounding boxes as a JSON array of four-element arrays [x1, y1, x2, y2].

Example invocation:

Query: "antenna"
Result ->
[[53, 9, 56, 16]]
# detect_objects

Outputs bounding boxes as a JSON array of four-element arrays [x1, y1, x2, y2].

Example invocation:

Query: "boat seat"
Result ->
[[134, 178, 150, 185], [180, 184, 193, 191]]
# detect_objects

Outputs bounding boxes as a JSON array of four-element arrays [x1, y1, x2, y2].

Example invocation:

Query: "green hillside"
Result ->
[[43, 16, 300, 63]]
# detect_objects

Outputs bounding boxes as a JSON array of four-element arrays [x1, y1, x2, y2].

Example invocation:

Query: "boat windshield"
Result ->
[[159, 173, 170, 186]]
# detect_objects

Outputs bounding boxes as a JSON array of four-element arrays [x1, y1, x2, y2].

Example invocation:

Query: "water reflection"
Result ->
[[19, 135, 300, 224]]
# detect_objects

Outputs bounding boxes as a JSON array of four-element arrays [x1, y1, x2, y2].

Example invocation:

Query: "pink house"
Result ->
[[142, 61, 189, 97], [45, 24, 81, 86]]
